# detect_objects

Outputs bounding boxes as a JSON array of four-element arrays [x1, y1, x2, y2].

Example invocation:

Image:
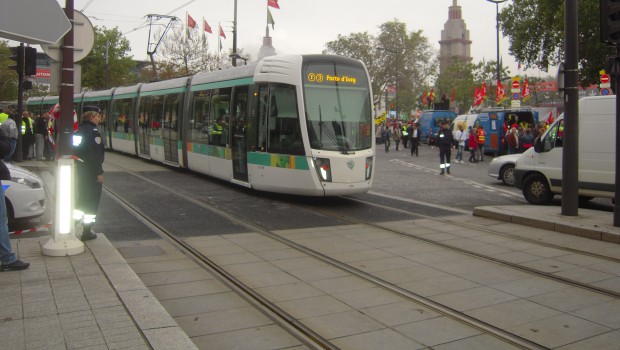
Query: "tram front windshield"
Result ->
[[303, 62, 372, 153]]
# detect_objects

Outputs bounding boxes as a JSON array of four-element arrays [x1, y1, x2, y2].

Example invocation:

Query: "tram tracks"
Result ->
[[103, 161, 563, 349]]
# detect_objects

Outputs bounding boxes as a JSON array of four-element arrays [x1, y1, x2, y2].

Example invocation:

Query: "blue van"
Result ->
[[418, 110, 457, 145], [452, 108, 539, 156]]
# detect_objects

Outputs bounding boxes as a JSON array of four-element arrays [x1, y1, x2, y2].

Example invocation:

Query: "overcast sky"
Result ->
[[59, 0, 553, 77]]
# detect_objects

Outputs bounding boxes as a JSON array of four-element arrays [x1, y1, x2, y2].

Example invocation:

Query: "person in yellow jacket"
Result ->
[[477, 125, 486, 161]]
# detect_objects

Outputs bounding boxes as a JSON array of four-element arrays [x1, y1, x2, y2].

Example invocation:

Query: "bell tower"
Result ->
[[439, 0, 472, 74]]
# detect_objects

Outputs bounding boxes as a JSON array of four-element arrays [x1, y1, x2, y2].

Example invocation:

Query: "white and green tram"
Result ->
[[28, 54, 375, 196]]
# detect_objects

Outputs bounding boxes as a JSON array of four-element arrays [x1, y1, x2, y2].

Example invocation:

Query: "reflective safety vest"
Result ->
[[211, 122, 223, 135], [0, 112, 8, 124], [402, 125, 408, 136], [477, 130, 485, 143]]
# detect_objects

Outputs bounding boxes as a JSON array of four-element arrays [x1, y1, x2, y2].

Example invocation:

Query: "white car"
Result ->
[[488, 153, 522, 186], [3, 163, 47, 220]]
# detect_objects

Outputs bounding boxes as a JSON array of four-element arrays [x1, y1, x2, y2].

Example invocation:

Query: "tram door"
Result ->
[[231, 86, 249, 182], [137, 96, 151, 157], [162, 93, 180, 164]]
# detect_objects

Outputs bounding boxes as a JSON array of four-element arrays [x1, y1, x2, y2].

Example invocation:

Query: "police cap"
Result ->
[[82, 106, 101, 113]]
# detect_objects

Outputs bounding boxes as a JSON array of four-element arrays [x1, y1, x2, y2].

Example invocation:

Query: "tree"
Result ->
[[325, 32, 378, 93], [325, 20, 437, 117], [80, 26, 135, 90], [0, 40, 19, 101], [499, 0, 615, 86], [155, 25, 231, 79], [376, 20, 437, 115]]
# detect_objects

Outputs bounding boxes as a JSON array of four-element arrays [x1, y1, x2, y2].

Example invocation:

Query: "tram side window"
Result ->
[[163, 93, 181, 132], [267, 84, 303, 155], [150, 95, 164, 138], [190, 90, 211, 144], [209, 88, 231, 146], [138, 96, 151, 134], [113, 98, 133, 134]]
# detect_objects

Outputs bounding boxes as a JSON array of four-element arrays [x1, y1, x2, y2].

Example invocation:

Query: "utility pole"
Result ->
[[561, 0, 579, 216]]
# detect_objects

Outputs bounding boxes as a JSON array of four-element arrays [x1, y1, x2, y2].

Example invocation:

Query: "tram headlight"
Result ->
[[365, 157, 373, 180], [312, 157, 332, 182]]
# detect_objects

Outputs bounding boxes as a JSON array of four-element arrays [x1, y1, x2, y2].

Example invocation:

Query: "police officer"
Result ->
[[436, 120, 455, 175], [73, 106, 105, 241]]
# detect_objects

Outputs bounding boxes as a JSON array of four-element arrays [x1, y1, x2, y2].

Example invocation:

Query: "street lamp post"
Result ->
[[487, 0, 507, 87]]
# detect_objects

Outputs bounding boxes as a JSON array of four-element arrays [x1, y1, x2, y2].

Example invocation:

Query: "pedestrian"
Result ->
[[505, 125, 519, 154], [401, 123, 409, 148], [477, 125, 486, 161], [0, 112, 18, 162], [0, 151, 30, 271], [22, 111, 35, 160], [382, 124, 391, 153], [410, 123, 420, 157], [454, 124, 467, 163], [393, 123, 401, 151], [467, 127, 478, 163], [436, 120, 455, 174], [73, 106, 105, 241], [33, 113, 48, 161], [521, 127, 534, 151]]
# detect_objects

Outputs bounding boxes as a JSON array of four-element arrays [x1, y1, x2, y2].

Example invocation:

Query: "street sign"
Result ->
[[512, 92, 520, 100], [601, 88, 611, 95], [511, 80, 520, 89], [601, 74, 610, 84], [41, 10, 94, 62], [600, 82, 611, 89], [0, 0, 71, 45]]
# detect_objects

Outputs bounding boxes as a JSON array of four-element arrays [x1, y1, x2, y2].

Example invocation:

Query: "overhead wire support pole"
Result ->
[[562, 0, 579, 216], [146, 14, 178, 81]]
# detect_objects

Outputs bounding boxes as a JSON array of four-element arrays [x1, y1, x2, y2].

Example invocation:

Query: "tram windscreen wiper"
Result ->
[[319, 105, 348, 154]]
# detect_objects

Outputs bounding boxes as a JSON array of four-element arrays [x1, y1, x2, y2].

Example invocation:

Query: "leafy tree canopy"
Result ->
[[499, 0, 615, 86]]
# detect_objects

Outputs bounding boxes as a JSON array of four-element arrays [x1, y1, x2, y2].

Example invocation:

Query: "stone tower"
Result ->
[[439, 0, 472, 73]]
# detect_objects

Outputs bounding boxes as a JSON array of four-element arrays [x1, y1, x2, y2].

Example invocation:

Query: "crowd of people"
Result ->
[[0, 107, 54, 162], [377, 117, 550, 175], [377, 120, 421, 156]]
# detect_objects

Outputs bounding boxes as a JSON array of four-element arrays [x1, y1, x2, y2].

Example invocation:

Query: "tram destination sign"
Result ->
[[306, 72, 358, 86]]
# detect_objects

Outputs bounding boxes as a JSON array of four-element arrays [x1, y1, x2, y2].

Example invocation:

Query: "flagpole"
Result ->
[[266, 2, 270, 37], [232, 0, 238, 66]]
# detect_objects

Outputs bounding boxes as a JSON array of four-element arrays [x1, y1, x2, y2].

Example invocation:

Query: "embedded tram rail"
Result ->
[[98, 154, 620, 349]]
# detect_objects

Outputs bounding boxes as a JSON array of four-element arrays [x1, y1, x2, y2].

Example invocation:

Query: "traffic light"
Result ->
[[24, 47, 37, 76], [9, 46, 24, 75], [600, 0, 620, 45]]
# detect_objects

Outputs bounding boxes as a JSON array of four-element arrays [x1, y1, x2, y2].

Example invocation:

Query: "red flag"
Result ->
[[422, 91, 428, 106], [451, 88, 455, 102], [187, 14, 196, 29], [473, 87, 484, 107], [268, 0, 280, 9], [204, 20, 212, 34], [429, 89, 436, 102], [219, 24, 226, 39], [46, 103, 78, 150], [522, 78, 531, 101], [496, 80, 506, 105], [481, 82, 488, 101], [546, 111, 554, 125]]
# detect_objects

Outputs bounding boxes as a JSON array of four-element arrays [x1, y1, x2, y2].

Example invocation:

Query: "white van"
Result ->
[[514, 95, 616, 204]]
